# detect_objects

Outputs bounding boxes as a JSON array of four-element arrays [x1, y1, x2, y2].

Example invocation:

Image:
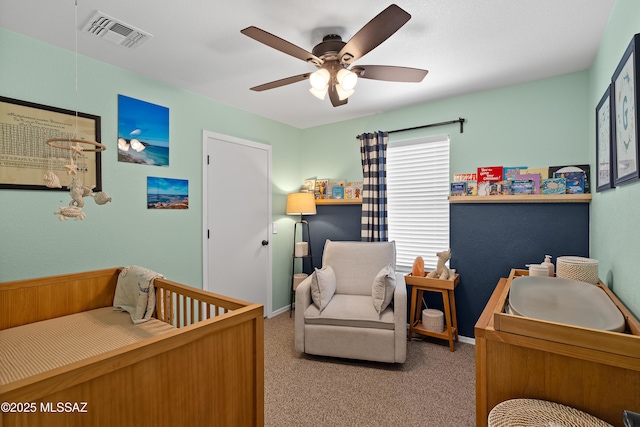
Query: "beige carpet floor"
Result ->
[[264, 312, 476, 426]]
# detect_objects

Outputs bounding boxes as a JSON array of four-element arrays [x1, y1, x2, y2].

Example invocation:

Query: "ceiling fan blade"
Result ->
[[353, 65, 428, 82], [338, 4, 411, 64], [250, 73, 311, 91], [328, 84, 348, 107], [241, 26, 323, 65]]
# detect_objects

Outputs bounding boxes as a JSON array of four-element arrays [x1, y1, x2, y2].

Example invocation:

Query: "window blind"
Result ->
[[387, 135, 450, 273]]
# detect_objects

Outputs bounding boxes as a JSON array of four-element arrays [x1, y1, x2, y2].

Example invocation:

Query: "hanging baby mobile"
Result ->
[[45, 138, 111, 221], [44, 0, 111, 221]]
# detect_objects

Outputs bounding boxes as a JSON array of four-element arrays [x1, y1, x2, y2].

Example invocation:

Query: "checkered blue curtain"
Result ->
[[359, 131, 388, 242]]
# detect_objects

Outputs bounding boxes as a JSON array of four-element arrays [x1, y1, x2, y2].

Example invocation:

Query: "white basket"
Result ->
[[422, 309, 444, 332], [556, 256, 599, 284], [292, 273, 308, 290]]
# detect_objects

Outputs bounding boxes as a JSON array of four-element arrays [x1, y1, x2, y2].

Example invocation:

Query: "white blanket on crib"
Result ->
[[113, 265, 164, 324]]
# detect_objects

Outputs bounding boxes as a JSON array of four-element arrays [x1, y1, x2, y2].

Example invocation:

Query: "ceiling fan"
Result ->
[[240, 4, 428, 107]]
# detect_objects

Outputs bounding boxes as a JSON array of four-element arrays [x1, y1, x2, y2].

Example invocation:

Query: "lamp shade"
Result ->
[[286, 192, 316, 215]]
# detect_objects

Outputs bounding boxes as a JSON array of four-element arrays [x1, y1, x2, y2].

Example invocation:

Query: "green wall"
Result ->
[[301, 71, 589, 183], [0, 28, 303, 313], [588, 0, 640, 317]]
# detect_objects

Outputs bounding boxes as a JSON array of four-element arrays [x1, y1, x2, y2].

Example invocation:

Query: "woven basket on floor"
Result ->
[[422, 309, 444, 332], [488, 399, 613, 427], [556, 256, 599, 284]]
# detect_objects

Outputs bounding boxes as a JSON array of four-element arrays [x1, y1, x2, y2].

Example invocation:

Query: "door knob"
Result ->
[[261, 240, 269, 246]]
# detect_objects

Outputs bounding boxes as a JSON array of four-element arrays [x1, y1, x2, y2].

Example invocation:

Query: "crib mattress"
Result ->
[[0, 307, 175, 385]]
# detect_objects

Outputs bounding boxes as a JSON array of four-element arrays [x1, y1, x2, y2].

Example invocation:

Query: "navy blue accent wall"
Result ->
[[450, 202, 589, 337], [302, 201, 590, 340], [303, 204, 362, 272]]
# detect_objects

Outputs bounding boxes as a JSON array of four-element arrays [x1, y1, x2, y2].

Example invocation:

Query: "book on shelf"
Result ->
[[503, 166, 527, 181], [314, 179, 329, 199], [453, 173, 477, 182], [542, 178, 567, 194], [331, 186, 345, 199], [522, 167, 548, 180], [556, 171, 585, 194], [450, 182, 467, 196], [346, 181, 363, 199], [511, 179, 535, 194], [515, 173, 541, 194], [477, 167, 503, 195], [549, 164, 590, 193], [466, 180, 478, 196], [302, 177, 316, 193], [477, 166, 503, 182], [489, 180, 512, 195], [327, 179, 345, 199]]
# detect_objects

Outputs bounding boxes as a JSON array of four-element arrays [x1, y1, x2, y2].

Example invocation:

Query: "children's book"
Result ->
[[450, 182, 467, 196], [503, 166, 527, 181], [477, 166, 503, 183], [453, 173, 477, 182], [314, 179, 328, 199], [522, 167, 549, 180], [542, 178, 567, 194], [331, 186, 344, 199], [477, 167, 503, 195], [466, 180, 478, 196], [346, 181, 363, 199], [549, 165, 590, 193], [516, 173, 541, 194], [555, 171, 585, 194], [302, 178, 316, 193], [511, 179, 535, 194]]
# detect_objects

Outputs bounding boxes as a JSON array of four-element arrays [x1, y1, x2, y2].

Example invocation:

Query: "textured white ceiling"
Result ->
[[0, 0, 616, 128]]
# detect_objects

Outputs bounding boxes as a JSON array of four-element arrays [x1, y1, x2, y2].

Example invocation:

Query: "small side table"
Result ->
[[405, 272, 460, 352]]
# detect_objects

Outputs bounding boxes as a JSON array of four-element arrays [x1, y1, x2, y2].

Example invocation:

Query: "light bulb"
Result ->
[[309, 68, 330, 90], [336, 84, 355, 101], [309, 86, 328, 100], [337, 68, 358, 91]]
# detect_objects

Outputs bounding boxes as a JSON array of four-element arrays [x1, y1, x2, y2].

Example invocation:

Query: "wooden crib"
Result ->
[[0, 268, 264, 427]]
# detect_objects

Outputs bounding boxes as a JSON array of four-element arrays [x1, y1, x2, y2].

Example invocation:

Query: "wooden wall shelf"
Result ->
[[315, 199, 362, 205], [449, 194, 591, 204]]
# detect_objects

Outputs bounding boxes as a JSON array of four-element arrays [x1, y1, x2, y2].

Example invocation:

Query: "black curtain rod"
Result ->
[[357, 117, 466, 139]]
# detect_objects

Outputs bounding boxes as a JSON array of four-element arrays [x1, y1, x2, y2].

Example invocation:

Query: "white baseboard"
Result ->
[[270, 305, 292, 318]]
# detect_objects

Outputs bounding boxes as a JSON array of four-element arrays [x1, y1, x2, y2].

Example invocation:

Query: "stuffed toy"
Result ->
[[426, 249, 452, 280]]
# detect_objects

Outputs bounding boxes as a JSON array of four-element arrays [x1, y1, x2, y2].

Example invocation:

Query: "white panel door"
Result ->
[[203, 131, 271, 316]]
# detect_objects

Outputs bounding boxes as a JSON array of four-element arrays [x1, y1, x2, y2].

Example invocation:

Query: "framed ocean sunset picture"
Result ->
[[118, 95, 169, 166]]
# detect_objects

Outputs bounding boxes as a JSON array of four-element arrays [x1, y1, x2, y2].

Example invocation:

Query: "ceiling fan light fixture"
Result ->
[[336, 84, 355, 101], [309, 86, 328, 100], [337, 68, 358, 91], [309, 68, 330, 90]]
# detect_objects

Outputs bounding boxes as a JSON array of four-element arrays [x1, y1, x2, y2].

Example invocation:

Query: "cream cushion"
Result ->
[[310, 266, 336, 312], [372, 263, 396, 314]]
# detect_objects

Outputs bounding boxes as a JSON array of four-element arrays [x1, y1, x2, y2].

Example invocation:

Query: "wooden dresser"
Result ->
[[475, 269, 640, 427]]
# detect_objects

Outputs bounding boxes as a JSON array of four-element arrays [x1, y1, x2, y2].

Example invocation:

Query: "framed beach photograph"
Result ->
[[147, 176, 188, 209], [118, 95, 169, 166], [0, 96, 102, 191], [611, 33, 640, 186], [596, 85, 615, 191]]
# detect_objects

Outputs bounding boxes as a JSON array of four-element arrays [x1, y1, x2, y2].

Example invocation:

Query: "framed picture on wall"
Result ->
[[611, 33, 640, 186], [596, 85, 615, 191], [0, 96, 102, 191]]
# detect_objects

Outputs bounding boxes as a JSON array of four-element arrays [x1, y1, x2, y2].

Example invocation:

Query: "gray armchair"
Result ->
[[294, 240, 407, 363]]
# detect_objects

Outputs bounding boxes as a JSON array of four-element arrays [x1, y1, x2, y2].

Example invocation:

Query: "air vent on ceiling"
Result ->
[[83, 11, 152, 49]]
